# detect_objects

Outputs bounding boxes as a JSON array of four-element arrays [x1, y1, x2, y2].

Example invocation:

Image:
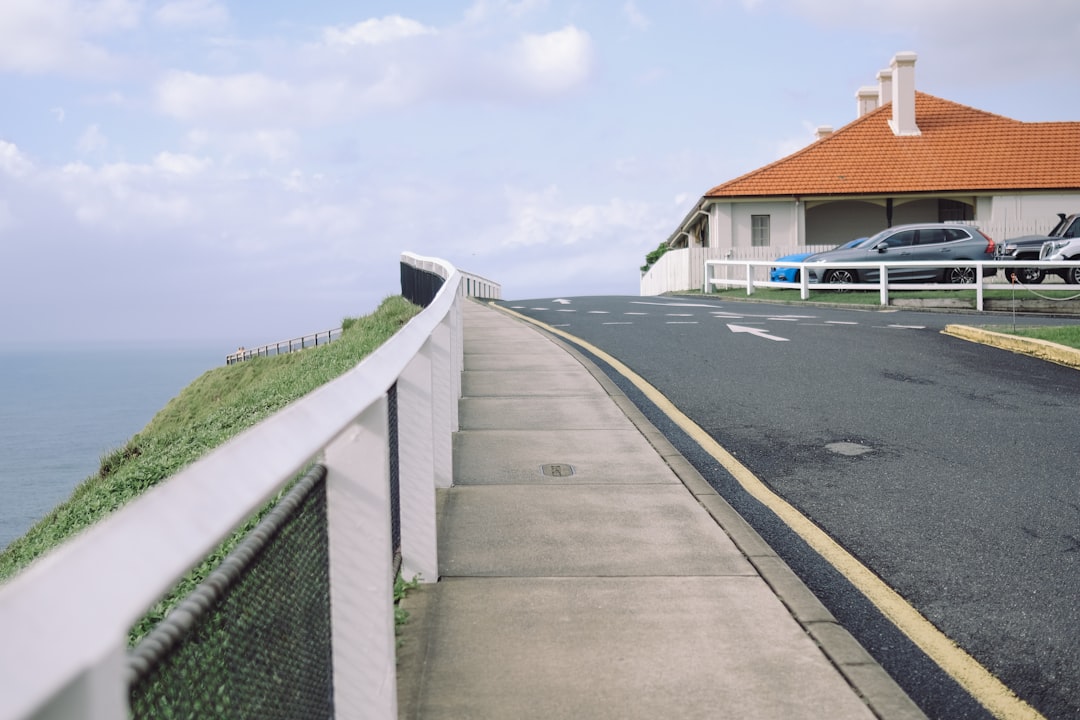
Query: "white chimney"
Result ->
[[889, 51, 920, 136], [877, 68, 892, 107], [856, 87, 879, 117], [815, 125, 834, 140]]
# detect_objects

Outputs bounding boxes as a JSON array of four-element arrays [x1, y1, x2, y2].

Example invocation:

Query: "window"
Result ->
[[884, 230, 916, 247], [751, 215, 770, 247], [917, 229, 947, 245]]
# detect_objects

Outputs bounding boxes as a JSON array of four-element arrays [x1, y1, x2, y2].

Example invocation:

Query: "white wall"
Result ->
[[730, 201, 797, 248]]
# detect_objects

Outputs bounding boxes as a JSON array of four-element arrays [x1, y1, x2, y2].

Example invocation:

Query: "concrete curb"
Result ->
[[943, 324, 1080, 370], [525, 322, 928, 720]]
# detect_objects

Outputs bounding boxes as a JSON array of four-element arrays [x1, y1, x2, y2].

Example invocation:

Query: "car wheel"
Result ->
[[824, 268, 855, 291], [1067, 264, 1080, 285], [946, 266, 976, 284], [1007, 267, 1045, 284]]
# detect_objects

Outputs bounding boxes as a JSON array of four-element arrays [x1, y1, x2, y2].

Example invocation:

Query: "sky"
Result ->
[[1, 0, 1078, 349]]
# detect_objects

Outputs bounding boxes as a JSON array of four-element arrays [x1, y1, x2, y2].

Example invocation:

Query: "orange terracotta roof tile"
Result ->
[[705, 93, 1080, 198]]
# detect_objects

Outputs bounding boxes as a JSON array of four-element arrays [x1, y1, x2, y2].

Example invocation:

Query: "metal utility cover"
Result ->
[[540, 463, 575, 477]]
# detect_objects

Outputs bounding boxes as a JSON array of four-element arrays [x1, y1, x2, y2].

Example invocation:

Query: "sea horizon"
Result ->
[[0, 342, 224, 552]]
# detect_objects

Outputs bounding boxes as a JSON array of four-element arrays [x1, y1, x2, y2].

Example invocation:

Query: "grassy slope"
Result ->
[[0, 295, 421, 587]]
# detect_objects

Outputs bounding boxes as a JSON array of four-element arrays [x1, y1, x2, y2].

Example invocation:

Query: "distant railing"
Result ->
[[226, 328, 342, 365], [0, 252, 482, 720]]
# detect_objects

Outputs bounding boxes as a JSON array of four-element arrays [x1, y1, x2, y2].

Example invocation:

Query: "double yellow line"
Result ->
[[494, 303, 1043, 720]]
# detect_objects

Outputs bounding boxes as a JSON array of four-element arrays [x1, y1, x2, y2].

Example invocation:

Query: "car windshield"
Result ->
[[855, 229, 892, 248]]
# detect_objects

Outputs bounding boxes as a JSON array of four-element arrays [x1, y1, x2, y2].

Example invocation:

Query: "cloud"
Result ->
[[777, 0, 1080, 84], [322, 15, 436, 47], [464, 0, 549, 24], [0, 0, 139, 75], [156, 71, 297, 122], [495, 185, 666, 249], [0, 141, 35, 178], [511, 26, 593, 94], [154, 0, 229, 30], [77, 124, 109, 156], [623, 1, 650, 29]]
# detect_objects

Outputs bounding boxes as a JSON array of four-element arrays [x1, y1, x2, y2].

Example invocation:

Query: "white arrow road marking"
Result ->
[[553, 298, 572, 304], [727, 324, 790, 341]]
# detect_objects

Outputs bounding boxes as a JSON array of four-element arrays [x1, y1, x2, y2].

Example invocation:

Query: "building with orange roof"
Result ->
[[644, 52, 1080, 294]]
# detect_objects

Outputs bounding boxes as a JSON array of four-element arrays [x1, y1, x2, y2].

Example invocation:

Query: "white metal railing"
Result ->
[[705, 258, 1080, 311], [0, 253, 480, 720], [403, 251, 501, 299], [640, 245, 838, 296]]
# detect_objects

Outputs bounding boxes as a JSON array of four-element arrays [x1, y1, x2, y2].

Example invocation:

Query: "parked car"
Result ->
[[999, 213, 1080, 284], [805, 223, 996, 286], [769, 239, 865, 282], [1039, 236, 1080, 284]]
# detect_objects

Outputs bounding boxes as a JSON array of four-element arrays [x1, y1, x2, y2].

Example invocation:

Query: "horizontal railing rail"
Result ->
[[226, 327, 343, 365], [706, 258, 1080, 311], [0, 252, 478, 720]]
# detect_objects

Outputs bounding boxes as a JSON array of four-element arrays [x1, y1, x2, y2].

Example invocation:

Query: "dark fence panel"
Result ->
[[129, 465, 334, 720], [400, 262, 445, 308]]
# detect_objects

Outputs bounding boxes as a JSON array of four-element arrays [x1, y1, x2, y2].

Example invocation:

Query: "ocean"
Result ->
[[0, 344, 224, 551]]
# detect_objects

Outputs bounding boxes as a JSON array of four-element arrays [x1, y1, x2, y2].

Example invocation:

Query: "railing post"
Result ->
[[398, 340, 439, 584], [879, 265, 889, 306], [745, 263, 754, 296], [324, 399, 397, 720], [976, 263, 985, 311]]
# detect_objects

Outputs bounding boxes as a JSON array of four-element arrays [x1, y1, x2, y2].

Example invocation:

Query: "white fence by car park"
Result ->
[[705, 258, 1080, 311], [0, 252, 496, 720]]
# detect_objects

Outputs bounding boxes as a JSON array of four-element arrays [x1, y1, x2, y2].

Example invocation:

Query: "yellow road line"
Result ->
[[491, 302, 1044, 720]]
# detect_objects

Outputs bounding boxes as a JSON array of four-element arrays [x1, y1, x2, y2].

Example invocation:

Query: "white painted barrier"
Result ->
[[0, 253, 488, 720], [705, 259, 1080, 311]]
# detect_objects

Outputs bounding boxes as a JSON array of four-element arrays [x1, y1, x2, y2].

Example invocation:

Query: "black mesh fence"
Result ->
[[400, 262, 445, 308], [128, 464, 334, 720], [388, 382, 401, 568]]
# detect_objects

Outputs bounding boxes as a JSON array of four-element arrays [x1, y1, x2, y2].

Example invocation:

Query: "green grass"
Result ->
[[0, 295, 422, 594], [990, 325, 1080, 350]]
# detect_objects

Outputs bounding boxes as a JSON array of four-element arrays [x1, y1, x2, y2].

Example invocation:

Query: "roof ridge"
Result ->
[[703, 91, 1080, 199]]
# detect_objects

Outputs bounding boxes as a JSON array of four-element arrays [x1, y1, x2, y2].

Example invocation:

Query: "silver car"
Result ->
[[805, 223, 997, 285]]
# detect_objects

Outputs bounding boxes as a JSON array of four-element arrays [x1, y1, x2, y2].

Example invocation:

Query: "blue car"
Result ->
[[769, 239, 865, 282]]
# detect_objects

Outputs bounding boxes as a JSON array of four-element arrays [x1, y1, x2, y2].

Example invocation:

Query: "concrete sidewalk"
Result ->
[[395, 300, 926, 719]]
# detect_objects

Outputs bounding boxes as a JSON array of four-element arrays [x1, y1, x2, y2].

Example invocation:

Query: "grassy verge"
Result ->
[[987, 325, 1080, 350], [0, 295, 422, 593]]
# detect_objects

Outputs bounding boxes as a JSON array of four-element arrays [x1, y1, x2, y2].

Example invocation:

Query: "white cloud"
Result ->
[[0, 200, 14, 234], [154, 152, 210, 175], [322, 15, 435, 48], [77, 124, 108, 156], [154, 0, 229, 30], [0, 0, 139, 75], [623, 1, 650, 29], [464, 0, 549, 24], [512, 26, 593, 94], [778, 0, 1080, 84], [156, 71, 297, 122], [0, 141, 35, 178], [497, 185, 664, 249]]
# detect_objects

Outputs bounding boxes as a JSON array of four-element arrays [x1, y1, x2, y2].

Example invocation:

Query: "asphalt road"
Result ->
[[495, 295, 1080, 720]]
